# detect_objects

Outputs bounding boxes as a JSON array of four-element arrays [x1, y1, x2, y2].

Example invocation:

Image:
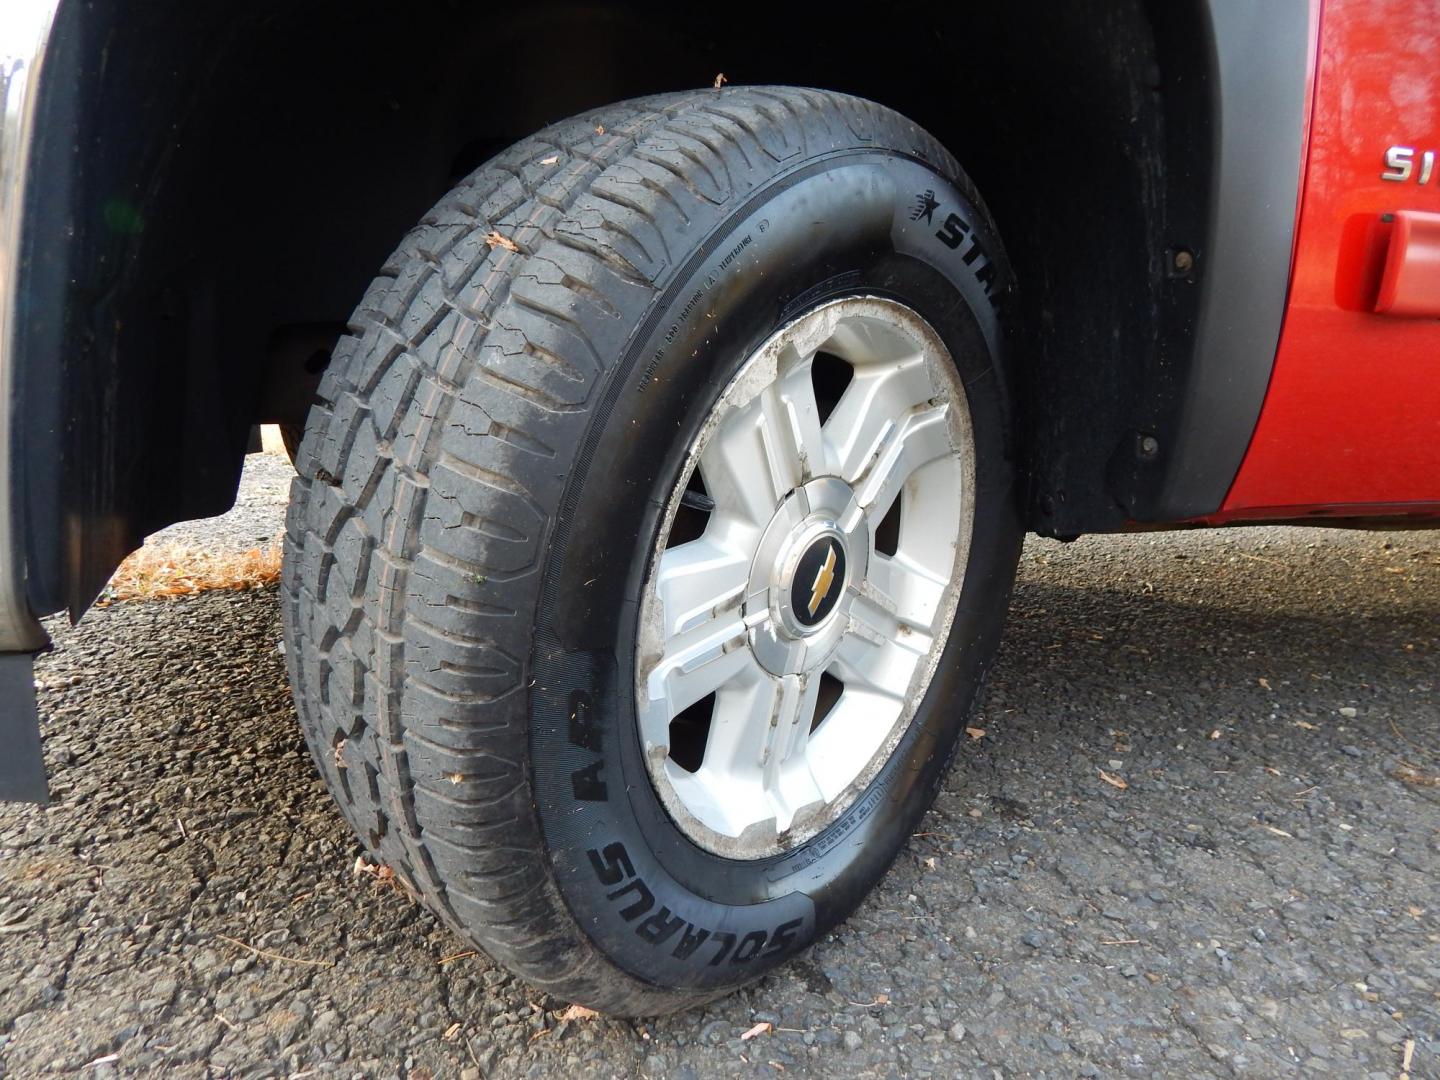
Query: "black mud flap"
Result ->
[[0, 653, 47, 802]]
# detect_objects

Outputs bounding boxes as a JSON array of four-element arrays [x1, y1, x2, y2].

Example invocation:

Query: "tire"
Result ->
[[279, 423, 305, 465], [282, 86, 1022, 1015]]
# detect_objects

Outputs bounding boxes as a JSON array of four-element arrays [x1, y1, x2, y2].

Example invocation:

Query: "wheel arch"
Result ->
[[12, 0, 1289, 626]]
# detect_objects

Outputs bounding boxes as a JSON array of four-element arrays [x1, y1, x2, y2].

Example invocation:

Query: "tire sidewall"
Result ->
[[529, 149, 1021, 991]]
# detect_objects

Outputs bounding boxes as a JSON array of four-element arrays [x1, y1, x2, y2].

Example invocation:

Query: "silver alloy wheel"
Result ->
[[636, 297, 975, 859]]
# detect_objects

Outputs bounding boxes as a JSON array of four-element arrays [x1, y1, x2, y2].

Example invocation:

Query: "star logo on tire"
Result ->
[[911, 189, 939, 224]]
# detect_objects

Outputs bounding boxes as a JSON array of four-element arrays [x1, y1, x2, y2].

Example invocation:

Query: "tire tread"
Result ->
[[282, 85, 960, 1013]]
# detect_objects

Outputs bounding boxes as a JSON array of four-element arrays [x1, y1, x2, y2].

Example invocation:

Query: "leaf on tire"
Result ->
[[1098, 769, 1128, 790], [484, 230, 520, 253], [741, 1021, 773, 1041]]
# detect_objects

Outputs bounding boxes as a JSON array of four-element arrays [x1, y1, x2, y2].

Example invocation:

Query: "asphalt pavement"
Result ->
[[1, 453, 1436, 1079]]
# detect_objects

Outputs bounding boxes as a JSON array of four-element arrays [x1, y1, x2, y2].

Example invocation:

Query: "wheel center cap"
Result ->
[[790, 533, 847, 628], [744, 477, 866, 676], [774, 521, 849, 638]]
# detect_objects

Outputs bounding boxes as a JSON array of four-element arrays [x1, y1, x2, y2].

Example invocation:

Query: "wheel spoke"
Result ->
[[834, 586, 929, 700], [823, 355, 936, 484], [761, 672, 821, 784], [701, 393, 796, 528], [768, 353, 827, 485], [765, 672, 827, 824], [638, 606, 755, 755], [700, 669, 782, 780], [852, 404, 953, 518], [652, 536, 749, 639], [804, 684, 890, 799], [866, 551, 949, 634], [699, 669, 824, 832]]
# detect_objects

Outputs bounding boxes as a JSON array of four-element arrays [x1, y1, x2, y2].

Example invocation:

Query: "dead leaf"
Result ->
[[595, 123, 605, 135], [540, 155, 559, 165], [923, 856, 936, 869], [1394, 765, 1439, 788], [741, 1021, 772, 1041], [354, 857, 398, 892], [1293, 720, 1317, 730], [1208, 729, 1221, 740], [1258, 677, 1271, 690], [713, 72, 728, 89], [443, 1022, 462, 1041], [333, 738, 347, 770], [1098, 769, 1128, 791], [965, 727, 986, 740], [484, 230, 520, 253], [559, 1004, 600, 1022]]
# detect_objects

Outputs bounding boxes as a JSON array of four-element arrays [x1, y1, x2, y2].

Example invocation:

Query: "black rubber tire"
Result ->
[[278, 424, 305, 465], [282, 86, 1022, 1015]]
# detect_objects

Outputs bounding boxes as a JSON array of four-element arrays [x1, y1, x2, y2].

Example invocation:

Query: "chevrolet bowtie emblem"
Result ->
[[807, 544, 838, 617]]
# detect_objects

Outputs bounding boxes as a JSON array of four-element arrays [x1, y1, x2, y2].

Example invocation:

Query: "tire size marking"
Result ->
[[587, 841, 803, 966], [567, 689, 609, 802], [637, 233, 756, 394], [771, 744, 897, 874]]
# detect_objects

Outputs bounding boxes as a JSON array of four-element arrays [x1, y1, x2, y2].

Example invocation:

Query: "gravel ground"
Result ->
[[1, 453, 1437, 1079], [139, 452, 295, 554]]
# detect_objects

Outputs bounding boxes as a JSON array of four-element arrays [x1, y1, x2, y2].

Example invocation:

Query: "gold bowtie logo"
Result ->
[[807, 544, 838, 617]]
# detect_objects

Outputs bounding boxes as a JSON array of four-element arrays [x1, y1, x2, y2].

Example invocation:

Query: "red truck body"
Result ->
[[1216, 0, 1440, 522]]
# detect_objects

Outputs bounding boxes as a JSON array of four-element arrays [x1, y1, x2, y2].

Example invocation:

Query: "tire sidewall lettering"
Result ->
[[531, 150, 1017, 990]]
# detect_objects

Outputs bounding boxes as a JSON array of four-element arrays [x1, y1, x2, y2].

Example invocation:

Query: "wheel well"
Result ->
[[19, 0, 1213, 616]]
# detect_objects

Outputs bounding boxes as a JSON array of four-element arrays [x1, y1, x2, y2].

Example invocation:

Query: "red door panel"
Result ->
[[1217, 0, 1440, 520]]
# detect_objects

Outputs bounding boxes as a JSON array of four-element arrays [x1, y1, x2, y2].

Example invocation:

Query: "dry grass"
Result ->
[[99, 542, 282, 605]]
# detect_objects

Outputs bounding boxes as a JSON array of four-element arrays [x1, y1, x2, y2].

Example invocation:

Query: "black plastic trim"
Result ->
[[1146, 0, 1311, 520]]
